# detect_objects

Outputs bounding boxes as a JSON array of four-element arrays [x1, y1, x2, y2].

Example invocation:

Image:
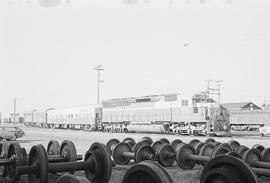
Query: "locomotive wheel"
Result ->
[[151, 141, 163, 152], [200, 155, 257, 183], [18, 142, 112, 183], [209, 146, 231, 159], [85, 142, 112, 183], [140, 137, 153, 145], [47, 140, 60, 155], [219, 143, 233, 152], [106, 138, 120, 154], [205, 138, 215, 144], [228, 140, 240, 151], [113, 143, 133, 165], [6, 143, 26, 182], [262, 148, 270, 162], [123, 138, 136, 144], [60, 140, 77, 163], [242, 149, 263, 165], [199, 143, 215, 157], [194, 142, 205, 155], [189, 139, 200, 147], [252, 144, 265, 153], [27, 145, 48, 183], [237, 146, 249, 157], [171, 139, 182, 151], [134, 145, 156, 163], [159, 138, 170, 144], [156, 144, 175, 167], [123, 138, 136, 149], [176, 143, 196, 169], [20, 147, 28, 168], [0, 141, 10, 176], [121, 160, 173, 183], [133, 141, 149, 153]]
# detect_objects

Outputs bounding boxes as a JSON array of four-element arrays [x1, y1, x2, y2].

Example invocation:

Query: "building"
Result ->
[[221, 102, 261, 112]]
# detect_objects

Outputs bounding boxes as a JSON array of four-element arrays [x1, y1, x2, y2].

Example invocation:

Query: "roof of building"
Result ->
[[221, 102, 261, 111]]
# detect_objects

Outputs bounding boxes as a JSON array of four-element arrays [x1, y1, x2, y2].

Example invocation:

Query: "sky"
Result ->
[[0, 0, 270, 117]]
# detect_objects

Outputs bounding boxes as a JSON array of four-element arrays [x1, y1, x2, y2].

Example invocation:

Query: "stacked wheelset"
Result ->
[[0, 140, 112, 183], [1, 137, 269, 183]]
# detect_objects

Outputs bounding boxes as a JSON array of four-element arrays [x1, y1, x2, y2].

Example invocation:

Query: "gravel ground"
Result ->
[[14, 127, 270, 155], [1, 126, 270, 183]]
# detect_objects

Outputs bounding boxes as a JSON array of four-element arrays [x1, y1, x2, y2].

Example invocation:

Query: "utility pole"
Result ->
[[205, 79, 212, 102], [93, 65, 104, 105], [205, 80, 223, 104], [216, 80, 223, 104], [13, 97, 17, 125]]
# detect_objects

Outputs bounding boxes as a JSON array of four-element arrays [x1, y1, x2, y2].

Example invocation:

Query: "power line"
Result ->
[[205, 80, 223, 103]]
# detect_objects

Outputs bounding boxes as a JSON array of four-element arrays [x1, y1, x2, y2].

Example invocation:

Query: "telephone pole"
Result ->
[[205, 79, 212, 102], [205, 80, 223, 103], [216, 80, 223, 104], [13, 97, 17, 125], [93, 65, 104, 105]]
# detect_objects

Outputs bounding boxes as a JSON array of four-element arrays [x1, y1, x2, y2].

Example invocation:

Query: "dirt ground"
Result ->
[[0, 165, 202, 183], [1, 126, 270, 182], [1, 163, 269, 183]]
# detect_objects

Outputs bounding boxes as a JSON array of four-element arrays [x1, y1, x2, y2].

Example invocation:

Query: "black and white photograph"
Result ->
[[0, 0, 270, 182]]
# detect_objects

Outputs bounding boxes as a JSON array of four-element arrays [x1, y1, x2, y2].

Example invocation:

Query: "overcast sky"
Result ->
[[0, 0, 269, 117]]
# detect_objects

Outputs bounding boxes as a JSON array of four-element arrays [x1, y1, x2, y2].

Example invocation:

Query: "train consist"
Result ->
[[24, 93, 231, 136]]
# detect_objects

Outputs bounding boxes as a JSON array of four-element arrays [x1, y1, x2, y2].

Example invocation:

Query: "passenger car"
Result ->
[[0, 126, 25, 140]]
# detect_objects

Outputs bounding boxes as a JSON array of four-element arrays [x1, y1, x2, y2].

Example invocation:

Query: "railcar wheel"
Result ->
[[47, 140, 60, 155], [121, 160, 173, 183], [200, 155, 257, 183], [228, 140, 240, 151], [140, 137, 153, 145]]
